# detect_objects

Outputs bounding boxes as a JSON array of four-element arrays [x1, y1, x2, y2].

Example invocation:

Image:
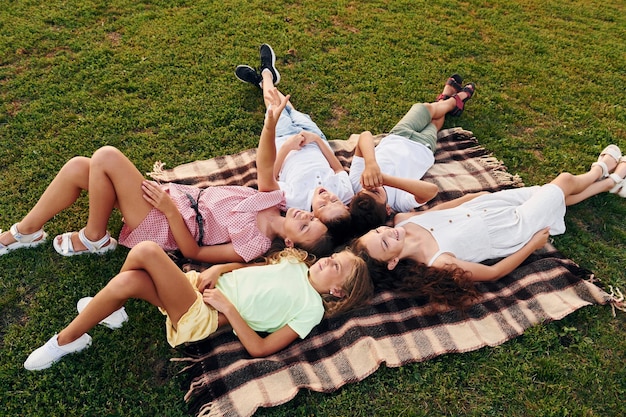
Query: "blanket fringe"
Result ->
[[607, 285, 625, 317], [197, 402, 214, 417], [146, 160, 166, 177], [474, 153, 525, 188]]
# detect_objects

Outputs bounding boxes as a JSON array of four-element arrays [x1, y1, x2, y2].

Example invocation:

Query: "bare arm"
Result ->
[[433, 227, 551, 281], [257, 88, 290, 192], [355, 131, 383, 188], [301, 131, 345, 173], [203, 289, 300, 357], [381, 173, 438, 204], [273, 134, 306, 179], [197, 262, 251, 292], [140, 181, 245, 263]]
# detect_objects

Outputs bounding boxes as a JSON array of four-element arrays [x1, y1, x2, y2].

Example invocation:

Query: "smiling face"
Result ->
[[358, 226, 405, 267], [283, 207, 328, 247], [311, 186, 349, 223], [308, 250, 358, 297]]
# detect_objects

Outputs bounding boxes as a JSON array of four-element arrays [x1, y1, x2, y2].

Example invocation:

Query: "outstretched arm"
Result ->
[[381, 174, 438, 204], [203, 288, 299, 357], [257, 88, 290, 192], [434, 227, 550, 281]]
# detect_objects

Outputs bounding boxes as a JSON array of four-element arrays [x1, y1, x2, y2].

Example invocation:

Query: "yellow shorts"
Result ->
[[160, 271, 219, 347]]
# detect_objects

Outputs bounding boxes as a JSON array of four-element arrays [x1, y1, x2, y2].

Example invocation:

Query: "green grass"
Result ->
[[1, 0, 625, 415]]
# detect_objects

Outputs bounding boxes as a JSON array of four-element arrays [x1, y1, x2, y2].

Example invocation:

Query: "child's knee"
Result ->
[[129, 241, 163, 259]]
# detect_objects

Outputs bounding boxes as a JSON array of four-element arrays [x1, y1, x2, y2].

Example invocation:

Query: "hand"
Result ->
[[529, 227, 550, 250], [361, 162, 383, 189], [141, 181, 178, 217], [264, 88, 290, 129], [197, 265, 225, 292], [299, 130, 321, 145], [282, 133, 308, 152], [202, 288, 233, 314]]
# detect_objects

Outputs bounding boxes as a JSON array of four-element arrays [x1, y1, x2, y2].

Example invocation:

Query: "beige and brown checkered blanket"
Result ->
[[151, 129, 612, 417]]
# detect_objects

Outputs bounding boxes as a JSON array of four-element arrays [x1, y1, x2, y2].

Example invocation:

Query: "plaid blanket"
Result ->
[[150, 128, 613, 417]]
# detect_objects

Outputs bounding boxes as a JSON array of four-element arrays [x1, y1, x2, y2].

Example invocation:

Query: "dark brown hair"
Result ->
[[352, 239, 478, 310], [349, 192, 387, 237]]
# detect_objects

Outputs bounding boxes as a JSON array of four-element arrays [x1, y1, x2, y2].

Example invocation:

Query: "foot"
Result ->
[[0, 223, 47, 255], [437, 74, 463, 101], [0, 229, 16, 247], [591, 144, 621, 179], [55, 231, 90, 253], [448, 83, 476, 117], [608, 157, 626, 196], [259, 43, 280, 85], [234, 64, 262, 89], [53, 229, 117, 256], [0, 224, 41, 246], [24, 333, 92, 371]]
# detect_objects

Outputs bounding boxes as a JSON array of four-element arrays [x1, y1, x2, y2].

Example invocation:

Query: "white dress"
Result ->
[[396, 184, 566, 265]]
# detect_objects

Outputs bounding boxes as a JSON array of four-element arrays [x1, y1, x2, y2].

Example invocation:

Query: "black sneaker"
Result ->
[[234, 65, 262, 89], [259, 44, 280, 85]]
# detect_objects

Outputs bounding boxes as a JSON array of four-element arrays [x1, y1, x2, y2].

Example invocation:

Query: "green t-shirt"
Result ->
[[216, 258, 324, 339]]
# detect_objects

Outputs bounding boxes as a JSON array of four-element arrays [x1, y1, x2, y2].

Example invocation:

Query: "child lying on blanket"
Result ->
[[236, 45, 475, 242], [236, 44, 354, 239], [0, 83, 335, 262], [354, 145, 626, 290], [23, 241, 373, 370], [349, 74, 476, 237]]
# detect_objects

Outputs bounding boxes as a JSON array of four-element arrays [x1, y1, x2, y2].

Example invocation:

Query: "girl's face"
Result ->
[[359, 226, 405, 264], [283, 207, 328, 247], [309, 250, 357, 297], [311, 187, 349, 223]]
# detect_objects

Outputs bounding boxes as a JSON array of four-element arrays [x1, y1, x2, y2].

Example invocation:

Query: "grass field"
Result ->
[[1, 0, 625, 416]]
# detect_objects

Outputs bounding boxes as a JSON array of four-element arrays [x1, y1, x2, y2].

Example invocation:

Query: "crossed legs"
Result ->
[[555, 150, 626, 205], [57, 241, 198, 346]]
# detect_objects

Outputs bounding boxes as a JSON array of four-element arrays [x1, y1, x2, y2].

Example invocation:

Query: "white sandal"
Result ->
[[591, 144, 621, 179], [53, 228, 117, 256], [608, 156, 626, 198], [0, 223, 48, 256]]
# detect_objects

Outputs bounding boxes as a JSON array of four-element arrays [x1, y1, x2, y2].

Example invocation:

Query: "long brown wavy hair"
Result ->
[[352, 239, 478, 310]]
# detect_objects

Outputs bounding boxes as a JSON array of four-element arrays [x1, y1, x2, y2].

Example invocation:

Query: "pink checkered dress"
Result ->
[[119, 184, 286, 262]]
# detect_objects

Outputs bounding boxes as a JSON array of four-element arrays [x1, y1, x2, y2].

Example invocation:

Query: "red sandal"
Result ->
[[436, 74, 463, 101], [448, 83, 476, 117]]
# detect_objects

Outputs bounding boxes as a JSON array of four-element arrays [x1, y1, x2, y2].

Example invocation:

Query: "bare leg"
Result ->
[[552, 152, 619, 202], [0, 156, 91, 246], [1, 146, 155, 251], [261, 70, 292, 109], [565, 159, 626, 205], [58, 146, 155, 251], [424, 91, 472, 130], [57, 242, 198, 345]]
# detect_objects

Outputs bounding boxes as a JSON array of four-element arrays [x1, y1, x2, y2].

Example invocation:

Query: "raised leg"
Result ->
[[60, 146, 154, 251], [0, 156, 90, 247]]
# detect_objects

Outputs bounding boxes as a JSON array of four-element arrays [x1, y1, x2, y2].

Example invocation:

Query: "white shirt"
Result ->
[[349, 134, 435, 212], [278, 141, 354, 210]]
